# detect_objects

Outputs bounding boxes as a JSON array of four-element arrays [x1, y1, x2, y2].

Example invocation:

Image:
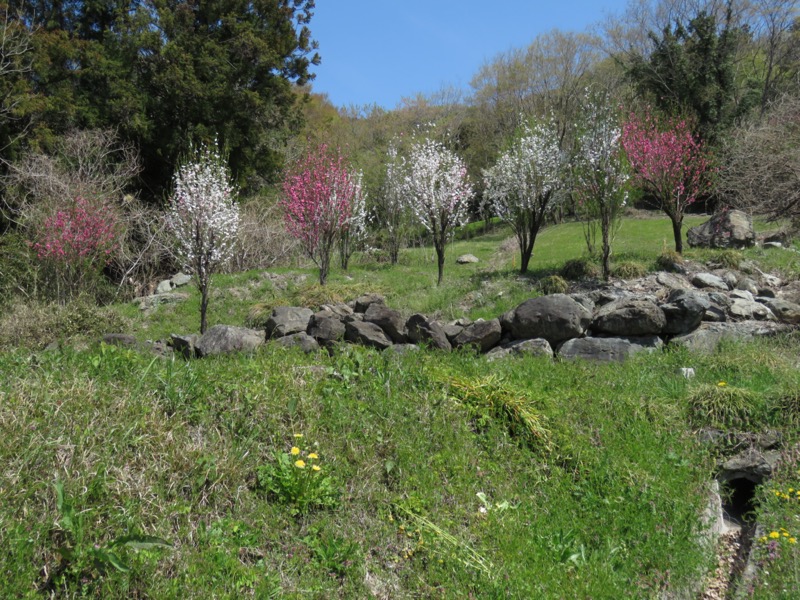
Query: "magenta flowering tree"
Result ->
[[31, 196, 118, 303], [621, 110, 712, 253], [403, 138, 473, 286], [166, 141, 240, 334], [281, 145, 360, 285]]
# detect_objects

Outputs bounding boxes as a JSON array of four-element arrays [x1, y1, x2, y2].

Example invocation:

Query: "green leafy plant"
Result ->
[[256, 434, 338, 514], [49, 481, 171, 590], [303, 527, 361, 578]]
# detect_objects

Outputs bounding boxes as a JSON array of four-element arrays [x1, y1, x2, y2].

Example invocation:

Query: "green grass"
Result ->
[[1, 213, 800, 597]]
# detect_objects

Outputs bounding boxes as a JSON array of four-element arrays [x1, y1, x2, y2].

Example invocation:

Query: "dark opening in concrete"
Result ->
[[722, 477, 759, 526]]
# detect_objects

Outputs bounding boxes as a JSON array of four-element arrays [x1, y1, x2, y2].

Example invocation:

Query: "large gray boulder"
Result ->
[[660, 289, 710, 335], [196, 325, 265, 357], [307, 312, 346, 347], [687, 209, 755, 249], [344, 321, 393, 350], [451, 319, 502, 353], [273, 332, 320, 353], [363, 304, 406, 343], [592, 298, 666, 336], [406, 314, 452, 351], [266, 306, 313, 338], [351, 293, 386, 313], [485, 338, 553, 361], [692, 273, 729, 291], [760, 298, 800, 324], [558, 335, 662, 362], [509, 294, 592, 345], [729, 299, 774, 321]]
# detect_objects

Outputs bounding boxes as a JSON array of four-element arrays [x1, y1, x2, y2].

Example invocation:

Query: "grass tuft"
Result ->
[[538, 274, 569, 295], [687, 383, 756, 427]]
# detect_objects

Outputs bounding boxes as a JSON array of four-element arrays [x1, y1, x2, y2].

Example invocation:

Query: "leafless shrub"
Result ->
[[231, 195, 300, 271], [721, 95, 800, 224]]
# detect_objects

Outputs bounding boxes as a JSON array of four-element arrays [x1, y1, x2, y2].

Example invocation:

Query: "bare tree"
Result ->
[[721, 94, 800, 223], [0, 5, 32, 129]]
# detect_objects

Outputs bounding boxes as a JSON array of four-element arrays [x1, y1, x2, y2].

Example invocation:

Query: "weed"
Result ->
[[256, 434, 338, 514], [559, 257, 600, 280], [687, 382, 756, 427], [656, 249, 684, 271], [612, 260, 648, 279], [538, 274, 569, 295], [715, 249, 744, 269], [303, 526, 361, 578]]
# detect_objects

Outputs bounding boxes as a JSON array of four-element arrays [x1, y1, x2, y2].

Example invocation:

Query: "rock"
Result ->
[[704, 305, 727, 322], [442, 323, 465, 343], [351, 293, 386, 313], [592, 298, 666, 336], [759, 298, 800, 324], [718, 449, 781, 483], [363, 304, 407, 343], [692, 273, 729, 291], [452, 319, 502, 352], [156, 279, 174, 294], [319, 303, 354, 318], [273, 332, 320, 353], [661, 289, 710, 335], [171, 272, 192, 287], [729, 289, 754, 302], [557, 335, 662, 362], [570, 293, 596, 313], [196, 325, 265, 357], [134, 293, 189, 310], [405, 314, 452, 351], [307, 313, 346, 347], [686, 209, 755, 249], [657, 272, 691, 290], [344, 321, 393, 350], [170, 333, 200, 359], [720, 271, 738, 289], [736, 278, 759, 295], [266, 306, 313, 338], [485, 338, 553, 360], [670, 321, 790, 353], [509, 294, 592, 345], [729, 299, 774, 321], [456, 254, 480, 264]]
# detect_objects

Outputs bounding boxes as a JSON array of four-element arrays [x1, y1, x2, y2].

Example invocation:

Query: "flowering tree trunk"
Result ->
[[166, 141, 240, 334], [402, 138, 473, 287], [621, 110, 712, 254], [281, 145, 360, 286], [483, 119, 566, 274]]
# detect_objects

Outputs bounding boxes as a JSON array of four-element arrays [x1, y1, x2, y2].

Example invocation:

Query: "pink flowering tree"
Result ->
[[573, 99, 630, 281], [31, 196, 119, 303], [483, 118, 568, 273], [166, 141, 240, 334], [403, 138, 473, 286], [621, 110, 712, 254], [281, 144, 360, 285]]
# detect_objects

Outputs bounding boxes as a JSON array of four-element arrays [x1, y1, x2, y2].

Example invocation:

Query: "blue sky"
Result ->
[[309, 1, 631, 109]]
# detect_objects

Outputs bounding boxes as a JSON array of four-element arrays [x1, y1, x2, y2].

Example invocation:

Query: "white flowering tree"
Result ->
[[403, 138, 473, 286], [573, 99, 629, 281], [166, 141, 240, 333], [377, 139, 412, 265], [338, 170, 368, 270], [483, 119, 567, 273]]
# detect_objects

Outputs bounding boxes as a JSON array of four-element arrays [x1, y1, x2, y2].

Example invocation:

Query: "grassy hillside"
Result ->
[[1, 214, 800, 598]]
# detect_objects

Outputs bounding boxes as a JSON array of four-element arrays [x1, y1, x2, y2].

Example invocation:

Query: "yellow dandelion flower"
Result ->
[[308, 452, 319, 459], [769, 531, 781, 539], [294, 460, 306, 468], [717, 381, 727, 387], [784, 532, 790, 537], [293, 433, 303, 438], [759, 536, 768, 543], [290, 446, 300, 455], [791, 538, 797, 544], [312, 465, 321, 472]]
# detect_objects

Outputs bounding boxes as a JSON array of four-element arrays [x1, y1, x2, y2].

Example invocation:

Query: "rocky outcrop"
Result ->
[[687, 210, 755, 249]]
